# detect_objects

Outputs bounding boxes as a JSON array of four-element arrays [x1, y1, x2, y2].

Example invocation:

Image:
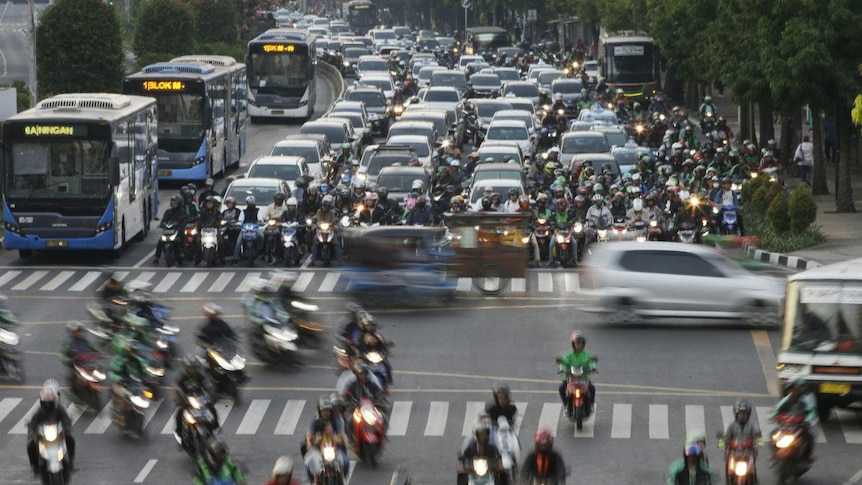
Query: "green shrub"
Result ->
[[134, 52, 176, 71], [751, 186, 770, 213], [741, 175, 768, 203], [789, 184, 818, 232], [767, 190, 790, 232]]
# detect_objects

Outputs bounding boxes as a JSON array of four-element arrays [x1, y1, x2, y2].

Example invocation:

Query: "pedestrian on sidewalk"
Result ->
[[794, 135, 815, 184]]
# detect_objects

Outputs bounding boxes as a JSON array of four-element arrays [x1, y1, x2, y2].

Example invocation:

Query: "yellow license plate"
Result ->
[[820, 383, 851, 394], [271, 110, 284, 115], [46, 240, 68, 248], [157, 170, 172, 177]]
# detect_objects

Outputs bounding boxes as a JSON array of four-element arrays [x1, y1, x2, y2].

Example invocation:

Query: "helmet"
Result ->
[[574, 195, 586, 205], [535, 429, 554, 449], [67, 321, 85, 335], [733, 398, 752, 420], [203, 195, 215, 205], [570, 332, 585, 346], [679, 190, 691, 202], [416, 195, 427, 206], [556, 197, 567, 209], [318, 396, 334, 411], [322, 195, 334, 206], [722, 177, 732, 184], [537, 194, 549, 204], [481, 196, 492, 210], [411, 179, 424, 191], [170, 195, 182, 206], [274, 192, 286, 202], [473, 421, 490, 438], [616, 88, 624, 95], [450, 196, 461, 206], [508, 188, 518, 197], [591, 194, 603, 204], [286, 197, 298, 206], [208, 438, 228, 465], [518, 195, 529, 208], [272, 456, 294, 477], [684, 443, 702, 457], [341, 143, 351, 150], [245, 195, 256, 205], [703, 95, 712, 103], [555, 93, 563, 101], [203, 303, 223, 317], [39, 379, 61, 412], [492, 382, 511, 400], [205, 177, 214, 187], [631, 173, 641, 182], [645, 195, 656, 205]]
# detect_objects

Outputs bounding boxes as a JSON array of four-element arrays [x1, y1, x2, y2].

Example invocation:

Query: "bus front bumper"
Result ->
[[3, 229, 115, 251]]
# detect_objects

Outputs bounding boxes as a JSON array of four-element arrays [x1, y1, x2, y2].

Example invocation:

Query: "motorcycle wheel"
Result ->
[[323, 474, 340, 485], [245, 242, 255, 268], [361, 441, 379, 468], [204, 248, 216, 268], [575, 406, 584, 430], [164, 247, 176, 268], [284, 246, 297, 267], [473, 263, 507, 295], [321, 245, 331, 267], [46, 470, 66, 485]]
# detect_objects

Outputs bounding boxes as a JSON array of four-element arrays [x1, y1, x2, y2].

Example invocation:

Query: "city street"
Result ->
[[0, 1, 42, 85]]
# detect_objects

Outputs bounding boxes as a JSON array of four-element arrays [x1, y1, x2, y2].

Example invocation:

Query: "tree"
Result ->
[[133, 0, 197, 62], [36, 0, 124, 96], [192, 0, 239, 45]]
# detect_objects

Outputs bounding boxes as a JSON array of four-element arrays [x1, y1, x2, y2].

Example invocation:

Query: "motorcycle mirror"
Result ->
[[592, 355, 598, 362], [554, 356, 563, 364]]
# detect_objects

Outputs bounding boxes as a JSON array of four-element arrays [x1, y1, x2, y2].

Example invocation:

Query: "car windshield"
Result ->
[[247, 164, 301, 181], [553, 80, 584, 94], [302, 125, 345, 144], [424, 90, 459, 102], [368, 155, 410, 174], [389, 127, 431, 141], [578, 108, 618, 123], [538, 71, 564, 85], [476, 103, 511, 118], [612, 150, 644, 168], [471, 75, 501, 88], [432, 72, 466, 88], [504, 84, 539, 97], [271, 145, 320, 163], [599, 131, 627, 147], [348, 91, 385, 107], [496, 115, 530, 129], [390, 140, 429, 157], [377, 173, 425, 192], [358, 60, 388, 72], [400, 115, 446, 135], [477, 152, 521, 164], [331, 112, 365, 128], [562, 136, 610, 154], [345, 48, 368, 58], [494, 70, 520, 82], [786, 281, 862, 355], [487, 126, 527, 141], [225, 184, 280, 206], [418, 68, 441, 82], [360, 79, 392, 92], [471, 185, 522, 203], [474, 169, 522, 181]]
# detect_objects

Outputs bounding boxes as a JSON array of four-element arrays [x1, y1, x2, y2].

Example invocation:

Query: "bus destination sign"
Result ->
[[141, 80, 186, 91], [23, 125, 84, 137], [613, 45, 645, 56], [262, 44, 296, 53]]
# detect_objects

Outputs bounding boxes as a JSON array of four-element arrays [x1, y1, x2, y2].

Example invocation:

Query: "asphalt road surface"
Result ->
[[0, 41, 860, 485]]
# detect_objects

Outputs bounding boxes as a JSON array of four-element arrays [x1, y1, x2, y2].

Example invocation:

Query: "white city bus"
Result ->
[[246, 28, 318, 120]]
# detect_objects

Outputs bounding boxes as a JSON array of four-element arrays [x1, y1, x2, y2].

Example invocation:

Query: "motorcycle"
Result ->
[[771, 413, 812, 485], [719, 205, 740, 236], [160, 222, 182, 268], [316, 221, 336, 267], [556, 357, 596, 431], [220, 220, 241, 265], [534, 218, 551, 262], [0, 321, 22, 382], [35, 421, 71, 485], [550, 224, 576, 268], [239, 221, 260, 267], [351, 396, 386, 467], [701, 108, 716, 135], [263, 218, 284, 264], [200, 225, 220, 267], [281, 221, 302, 266], [175, 391, 218, 458], [182, 222, 200, 264], [631, 220, 648, 243], [495, 416, 521, 483], [460, 456, 498, 485], [717, 432, 757, 485], [361, 348, 391, 392], [68, 350, 106, 411], [115, 377, 153, 439], [244, 299, 300, 367], [199, 338, 247, 401], [316, 433, 346, 485]]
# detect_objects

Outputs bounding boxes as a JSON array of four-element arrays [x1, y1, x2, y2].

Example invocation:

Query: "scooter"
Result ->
[[200, 225, 220, 267], [351, 396, 386, 467], [459, 456, 498, 485], [534, 218, 551, 262], [263, 218, 283, 264], [496, 416, 521, 483], [198, 338, 247, 402], [35, 420, 71, 485], [556, 356, 596, 431], [316, 434, 346, 485], [550, 224, 576, 268], [244, 300, 300, 367], [771, 413, 813, 485], [716, 431, 757, 485], [114, 377, 153, 440], [282, 221, 302, 267], [720, 205, 740, 236], [160, 222, 182, 268], [316, 221, 336, 267], [175, 391, 218, 458], [182, 221, 200, 265], [68, 350, 106, 412], [239, 221, 260, 267]]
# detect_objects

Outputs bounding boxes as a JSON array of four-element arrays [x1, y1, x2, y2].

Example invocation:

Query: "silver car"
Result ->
[[580, 242, 784, 326]]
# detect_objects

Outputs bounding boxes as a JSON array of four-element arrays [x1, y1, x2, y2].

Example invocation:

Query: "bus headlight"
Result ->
[[193, 156, 205, 166]]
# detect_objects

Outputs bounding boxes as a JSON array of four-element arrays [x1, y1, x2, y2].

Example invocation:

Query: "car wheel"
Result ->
[[742, 301, 779, 328], [610, 298, 640, 325]]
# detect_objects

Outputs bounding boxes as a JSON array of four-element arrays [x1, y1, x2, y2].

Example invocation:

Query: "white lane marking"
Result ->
[[68, 271, 101, 291], [134, 459, 158, 483], [456, 277, 471, 292], [685, 405, 705, 439], [649, 404, 669, 439], [720, 405, 734, 432], [537, 402, 562, 437], [424, 401, 448, 436], [292, 272, 314, 292], [755, 406, 773, 441], [161, 410, 178, 435], [573, 403, 596, 438], [537, 272, 553, 292], [235, 272, 262, 292], [142, 399, 164, 430], [180, 272, 208, 292], [9, 400, 38, 434], [344, 461, 356, 485], [134, 271, 155, 283], [388, 401, 412, 436], [97, 271, 128, 291], [215, 400, 234, 428], [0, 270, 22, 288], [300, 256, 312, 269], [461, 401, 485, 436], [274, 399, 306, 435], [836, 409, 862, 444], [208, 272, 235, 292], [318, 272, 340, 292], [0, 397, 23, 425], [40, 271, 74, 291], [564, 272, 579, 293], [510, 278, 526, 292], [153, 272, 181, 293], [842, 469, 862, 485], [611, 403, 631, 439], [12, 270, 47, 290], [84, 403, 114, 434], [66, 403, 86, 425], [513, 402, 527, 435], [133, 249, 156, 268], [236, 399, 270, 435]]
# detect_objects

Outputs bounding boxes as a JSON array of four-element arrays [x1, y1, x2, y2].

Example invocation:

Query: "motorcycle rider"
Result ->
[[458, 421, 507, 485], [197, 303, 237, 348], [173, 355, 219, 443], [406, 195, 434, 226], [266, 456, 301, 485], [719, 399, 763, 462], [519, 430, 566, 485], [667, 442, 713, 485], [278, 197, 306, 256], [485, 382, 517, 427], [60, 321, 100, 371], [357, 331, 393, 386], [262, 192, 290, 221], [27, 380, 77, 476], [341, 362, 389, 416], [232, 195, 264, 264], [699, 95, 717, 129], [181, 185, 201, 221], [153, 195, 187, 265], [311, 195, 342, 263], [100, 273, 125, 303], [558, 332, 596, 419], [626, 197, 646, 224], [680, 125, 700, 150], [772, 378, 817, 464], [193, 438, 245, 485], [548, 198, 574, 266], [586, 194, 611, 230], [609, 194, 627, 222], [198, 178, 219, 206], [334, 143, 353, 172], [109, 340, 146, 422], [302, 397, 350, 482]]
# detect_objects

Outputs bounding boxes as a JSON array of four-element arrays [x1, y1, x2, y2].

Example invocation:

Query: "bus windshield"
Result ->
[[6, 138, 111, 200], [154, 93, 204, 152], [786, 281, 862, 354], [605, 43, 654, 84], [249, 47, 309, 95]]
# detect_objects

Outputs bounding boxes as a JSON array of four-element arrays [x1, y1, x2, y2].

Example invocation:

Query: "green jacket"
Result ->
[[667, 459, 712, 485], [558, 349, 595, 380], [193, 457, 245, 485], [772, 392, 818, 427]]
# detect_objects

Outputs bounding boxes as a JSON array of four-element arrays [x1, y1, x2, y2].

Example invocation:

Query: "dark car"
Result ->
[[375, 166, 430, 206]]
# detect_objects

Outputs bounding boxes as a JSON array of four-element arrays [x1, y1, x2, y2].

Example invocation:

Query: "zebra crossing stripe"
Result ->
[[755, 406, 773, 441], [835, 409, 862, 444], [215, 400, 234, 428], [537, 402, 561, 437], [424, 401, 448, 436], [84, 403, 114, 434], [513, 402, 527, 435], [292, 272, 314, 293], [685, 405, 706, 438], [180, 273, 208, 292], [236, 273, 262, 292], [564, 273, 579, 293], [510, 278, 526, 292], [69, 271, 102, 292], [9, 400, 39, 434], [388, 401, 412, 436], [0, 397, 23, 425], [40, 271, 75, 291], [274, 400, 306, 435], [537, 272, 553, 292], [235, 399, 270, 435], [208, 272, 235, 292], [135, 271, 155, 283], [0, 270, 22, 289], [462, 401, 485, 436], [573, 404, 596, 438], [12, 271, 47, 291], [611, 403, 631, 439], [649, 404, 669, 439], [153, 273, 181, 293], [66, 403, 86, 425], [318, 272, 340, 292], [720, 406, 734, 432]]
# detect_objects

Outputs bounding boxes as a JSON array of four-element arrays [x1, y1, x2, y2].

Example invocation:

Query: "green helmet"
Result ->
[[341, 143, 350, 150]]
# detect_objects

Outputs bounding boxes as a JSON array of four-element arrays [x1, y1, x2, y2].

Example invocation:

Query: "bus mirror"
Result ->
[[109, 157, 120, 186]]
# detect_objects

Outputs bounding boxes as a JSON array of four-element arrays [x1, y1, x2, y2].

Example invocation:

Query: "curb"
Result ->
[[742, 243, 821, 270]]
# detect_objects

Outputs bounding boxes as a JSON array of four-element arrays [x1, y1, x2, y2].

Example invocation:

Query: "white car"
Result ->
[[485, 119, 534, 161], [221, 177, 292, 212], [492, 109, 538, 139], [385, 134, 435, 167], [355, 55, 390, 78], [270, 138, 328, 177], [245, 156, 309, 198]]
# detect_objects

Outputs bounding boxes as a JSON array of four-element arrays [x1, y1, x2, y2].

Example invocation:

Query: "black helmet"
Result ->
[[376, 186, 389, 200], [492, 382, 511, 400], [207, 438, 228, 467], [481, 196, 492, 209], [204, 195, 215, 205], [274, 192, 286, 202], [733, 398, 751, 425], [507, 188, 518, 197], [170, 195, 182, 206]]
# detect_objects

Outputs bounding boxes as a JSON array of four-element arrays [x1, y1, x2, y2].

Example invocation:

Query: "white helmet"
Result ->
[[632, 198, 644, 211], [411, 179, 424, 191], [591, 194, 603, 204], [631, 172, 642, 182], [679, 190, 691, 202], [272, 455, 294, 476], [286, 197, 298, 206]]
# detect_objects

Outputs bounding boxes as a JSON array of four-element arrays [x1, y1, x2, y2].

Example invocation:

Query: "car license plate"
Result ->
[[46, 240, 68, 248], [271, 110, 284, 115], [820, 383, 851, 394], [157, 169, 172, 177]]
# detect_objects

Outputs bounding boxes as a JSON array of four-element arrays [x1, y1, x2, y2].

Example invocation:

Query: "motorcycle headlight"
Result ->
[[659, 114, 666, 121], [319, 223, 331, 231], [145, 364, 165, 377], [650, 220, 658, 227], [210, 351, 235, 371], [183, 409, 197, 425], [556, 234, 565, 243], [360, 407, 378, 425], [750, 172, 759, 179], [537, 218, 546, 225], [323, 444, 337, 462], [473, 458, 489, 476], [291, 300, 319, 312], [341, 216, 350, 226], [168, 233, 177, 241], [573, 222, 584, 233], [264, 324, 298, 342], [42, 424, 59, 442], [230, 354, 246, 370], [597, 229, 608, 238], [521, 236, 530, 243], [712, 207, 720, 214], [188, 396, 203, 409], [690, 196, 700, 206], [734, 460, 748, 476], [365, 351, 383, 364], [775, 433, 794, 449]]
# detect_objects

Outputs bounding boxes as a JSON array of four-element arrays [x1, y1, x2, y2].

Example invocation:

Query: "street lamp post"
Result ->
[[462, 0, 470, 46]]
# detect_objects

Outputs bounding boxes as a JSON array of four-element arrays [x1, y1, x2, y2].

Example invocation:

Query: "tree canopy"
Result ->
[[133, 0, 197, 63]]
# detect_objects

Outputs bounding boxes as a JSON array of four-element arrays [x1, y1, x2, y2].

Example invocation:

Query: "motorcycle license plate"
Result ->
[[820, 382, 851, 394]]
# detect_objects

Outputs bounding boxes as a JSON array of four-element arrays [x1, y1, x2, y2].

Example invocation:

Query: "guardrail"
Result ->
[[315, 60, 345, 117]]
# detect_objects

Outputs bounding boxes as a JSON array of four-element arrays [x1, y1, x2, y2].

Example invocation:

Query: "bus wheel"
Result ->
[[19, 250, 33, 259]]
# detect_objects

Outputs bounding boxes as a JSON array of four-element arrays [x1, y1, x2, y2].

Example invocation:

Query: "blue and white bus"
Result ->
[[2, 93, 158, 256], [123, 55, 248, 181], [246, 29, 318, 120]]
